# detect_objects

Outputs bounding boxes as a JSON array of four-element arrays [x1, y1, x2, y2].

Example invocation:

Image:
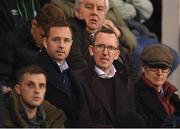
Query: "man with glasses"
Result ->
[[78, 28, 135, 127], [134, 44, 180, 127]]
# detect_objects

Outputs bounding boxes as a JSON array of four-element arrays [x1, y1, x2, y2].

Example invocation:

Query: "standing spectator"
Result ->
[[135, 44, 180, 127], [38, 20, 84, 127], [4, 65, 66, 127], [78, 28, 135, 127], [0, 3, 66, 91]]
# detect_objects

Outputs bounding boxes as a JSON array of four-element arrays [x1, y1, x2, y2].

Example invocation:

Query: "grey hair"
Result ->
[[75, 0, 109, 12]]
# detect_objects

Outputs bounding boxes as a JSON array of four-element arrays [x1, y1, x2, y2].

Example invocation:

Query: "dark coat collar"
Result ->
[[135, 78, 168, 120]]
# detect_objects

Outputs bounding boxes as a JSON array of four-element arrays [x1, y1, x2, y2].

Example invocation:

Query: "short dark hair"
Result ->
[[16, 65, 47, 84], [92, 27, 120, 47], [35, 3, 67, 35], [44, 20, 72, 38]]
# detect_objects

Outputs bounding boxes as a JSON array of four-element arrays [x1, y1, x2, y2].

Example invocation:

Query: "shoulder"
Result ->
[[42, 100, 66, 127]]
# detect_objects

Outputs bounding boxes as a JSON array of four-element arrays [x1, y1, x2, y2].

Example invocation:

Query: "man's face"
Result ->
[[143, 65, 170, 88], [89, 32, 120, 73], [75, 0, 106, 33], [43, 26, 73, 64], [31, 20, 45, 48], [15, 73, 46, 109]]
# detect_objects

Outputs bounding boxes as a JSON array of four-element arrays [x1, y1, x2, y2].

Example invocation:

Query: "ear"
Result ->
[[74, 9, 79, 18], [88, 45, 94, 56], [15, 84, 21, 95], [141, 66, 145, 72], [43, 37, 48, 49], [114, 49, 120, 60], [31, 19, 37, 29]]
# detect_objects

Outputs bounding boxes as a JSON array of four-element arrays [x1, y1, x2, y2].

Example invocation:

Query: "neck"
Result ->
[[154, 85, 163, 93], [20, 98, 37, 119], [26, 108, 37, 119], [102, 67, 112, 75], [57, 60, 65, 65], [86, 27, 99, 34]]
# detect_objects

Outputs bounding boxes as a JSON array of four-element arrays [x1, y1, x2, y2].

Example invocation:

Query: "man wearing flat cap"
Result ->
[[134, 44, 180, 127]]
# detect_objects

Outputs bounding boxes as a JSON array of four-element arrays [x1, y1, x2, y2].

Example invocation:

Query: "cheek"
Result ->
[[144, 71, 151, 79], [41, 90, 46, 96]]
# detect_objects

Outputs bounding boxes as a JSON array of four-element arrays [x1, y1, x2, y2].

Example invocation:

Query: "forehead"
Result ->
[[49, 26, 72, 38], [81, 0, 105, 7], [22, 73, 46, 83], [95, 32, 118, 45]]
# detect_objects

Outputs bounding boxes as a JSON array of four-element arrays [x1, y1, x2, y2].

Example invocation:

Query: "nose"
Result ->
[[34, 86, 40, 94], [92, 6, 98, 14], [58, 40, 65, 48], [156, 68, 163, 74], [103, 47, 108, 55]]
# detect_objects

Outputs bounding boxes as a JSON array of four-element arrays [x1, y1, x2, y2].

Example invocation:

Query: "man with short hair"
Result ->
[[78, 28, 135, 127], [4, 65, 66, 128], [37, 20, 84, 127]]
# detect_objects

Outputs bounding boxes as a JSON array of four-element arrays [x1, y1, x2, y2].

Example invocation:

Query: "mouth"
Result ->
[[33, 96, 41, 101], [154, 78, 162, 81], [100, 58, 109, 62], [89, 18, 98, 24], [56, 51, 65, 54]]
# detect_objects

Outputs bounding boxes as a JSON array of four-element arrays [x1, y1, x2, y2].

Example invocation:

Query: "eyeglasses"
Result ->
[[146, 64, 172, 73], [93, 44, 118, 52]]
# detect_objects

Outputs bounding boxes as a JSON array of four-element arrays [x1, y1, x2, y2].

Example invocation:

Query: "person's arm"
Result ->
[[128, 0, 154, 22], [109, 0, 137, 20], [104, 16, 137, 53]]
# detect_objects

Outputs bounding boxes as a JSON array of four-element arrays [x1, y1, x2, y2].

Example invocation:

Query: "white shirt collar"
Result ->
[[56, 61, 69, 72], [95, 65, 116, 79]]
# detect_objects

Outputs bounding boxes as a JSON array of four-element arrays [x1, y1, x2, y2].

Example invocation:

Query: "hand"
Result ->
[[1, 86, 12, 94], [103, 19, 121, 38]]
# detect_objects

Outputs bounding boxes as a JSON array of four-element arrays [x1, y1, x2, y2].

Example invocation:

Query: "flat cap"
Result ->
[[141, 44, 173, 67]]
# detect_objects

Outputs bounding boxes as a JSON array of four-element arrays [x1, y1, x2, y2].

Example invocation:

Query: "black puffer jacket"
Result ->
[[0, 23, 40, 87]]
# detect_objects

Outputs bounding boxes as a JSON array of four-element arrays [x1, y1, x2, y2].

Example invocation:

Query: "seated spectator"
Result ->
[[135, 44, 180, 127], [0, 3, 66, 92], [37, 20, 84, 127], [0, 0, 41, 36], [78, 28, 135, 127], [4, 65, 66, 127]]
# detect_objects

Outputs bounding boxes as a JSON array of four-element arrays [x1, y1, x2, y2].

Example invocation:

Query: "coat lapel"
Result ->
[[38, 51, 70, 95], [139, 87, 168, 120]]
